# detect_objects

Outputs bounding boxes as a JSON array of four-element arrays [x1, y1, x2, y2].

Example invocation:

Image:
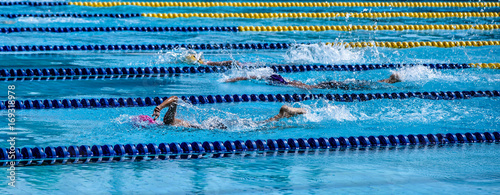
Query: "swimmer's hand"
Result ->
[[152, 106, 161, 120]]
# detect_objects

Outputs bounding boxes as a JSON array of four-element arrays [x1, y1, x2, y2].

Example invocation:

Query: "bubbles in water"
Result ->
[[392, 65, 457, 83], [177, 100, 264, 131], [298, 100, 358, 122], [294, 99, 476, 125], [155, 48, 201, 65], [112, 114, 159, 128], [218, 67, 274, 82], [283, 43, 365, 64]]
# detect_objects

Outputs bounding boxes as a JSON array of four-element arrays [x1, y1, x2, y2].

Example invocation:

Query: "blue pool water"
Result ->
[[1, 0, 500, 193]]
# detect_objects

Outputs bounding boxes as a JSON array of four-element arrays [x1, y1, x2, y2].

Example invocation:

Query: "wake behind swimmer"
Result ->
[[135, 96, 306, 130]]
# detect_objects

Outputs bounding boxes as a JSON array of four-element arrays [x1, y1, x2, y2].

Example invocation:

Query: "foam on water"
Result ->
[[155, 48, 241, 66], [299, 100, 357, 122], [283, 43, 365, 64], [176, 100, 265, 131], [111, 101, 266, 132], [392, 65, 457, 83], [16, 17, 100, 24], [112, 114, 159, 127], [295, 98, 497, 125], [218, 67, 274, 82], [155, 48, 196, 65]]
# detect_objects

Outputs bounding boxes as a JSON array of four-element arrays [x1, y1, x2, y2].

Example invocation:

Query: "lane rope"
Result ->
[[2, 63, 497, 82], [1, 131, 498, 166], [2, 1, 500, 8], [0, 41, 499, 53], [1, 12, 499, 19], [239, 24, 500, 32], [70, 2, 500, 8], [469, 63, 500, 68], [4, 63, 496, 81], [3, 90, 499, 110], [3, 24, 500, 34], [143, 12, 500, 19]]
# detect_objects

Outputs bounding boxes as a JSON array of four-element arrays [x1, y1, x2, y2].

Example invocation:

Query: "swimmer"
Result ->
[[225, 73, 401, 90], [146, 96, 306, 129], [183, 51, 240, 67], [0, 21, 15, 24]]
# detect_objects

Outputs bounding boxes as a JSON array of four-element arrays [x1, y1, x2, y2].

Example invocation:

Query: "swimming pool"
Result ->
[[1, 0, 500, 193]]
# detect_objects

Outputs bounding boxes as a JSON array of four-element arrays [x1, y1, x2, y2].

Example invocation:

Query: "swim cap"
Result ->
[[183, 52, 204, 65], [134, 115, 156, 125], [269, 74, 288, 85]]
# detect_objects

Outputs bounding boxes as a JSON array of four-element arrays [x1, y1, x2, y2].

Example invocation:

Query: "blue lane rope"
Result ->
[[0, 41, 499, 52], [0, 26, 239, 33], [1, 131, 498, 166], [0, 13, 140, 18], [0, 2, 67, 6], [0, 42, 290, 52], [2, 90, 499, 110], [0, 63, 471, 80]]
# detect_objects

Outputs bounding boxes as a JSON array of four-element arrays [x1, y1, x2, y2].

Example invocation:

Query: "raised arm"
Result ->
[[225, 76, 258, 83], [152, 96, 178, 120]]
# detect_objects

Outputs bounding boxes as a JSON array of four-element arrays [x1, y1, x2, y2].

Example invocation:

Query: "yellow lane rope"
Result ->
[[238, 24, 500, 31], [69, 2, 500, 8], [323, 40, 500, 48], [469, 63, 500, 69], [142, 12, 500, 19]]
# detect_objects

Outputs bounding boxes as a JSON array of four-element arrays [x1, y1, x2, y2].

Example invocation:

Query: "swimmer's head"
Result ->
[[388, 73, 401, 83], [380, 73, 402, 84], [182, 52, 204, 65]]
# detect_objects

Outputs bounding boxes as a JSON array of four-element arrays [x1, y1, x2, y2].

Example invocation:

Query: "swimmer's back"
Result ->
[[316, 80, 382, 90]]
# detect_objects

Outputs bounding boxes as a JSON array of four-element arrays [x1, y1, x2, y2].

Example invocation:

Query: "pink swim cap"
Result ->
[[136, 115, 156, 125]]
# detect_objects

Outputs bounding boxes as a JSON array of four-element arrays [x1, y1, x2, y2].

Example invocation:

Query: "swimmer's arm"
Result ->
[[225, 76, 258, 83], [152, 96, 178, 120], [287, 81, 316, 89], [174, 119, 202, 129], [205, 61, 240, 67]]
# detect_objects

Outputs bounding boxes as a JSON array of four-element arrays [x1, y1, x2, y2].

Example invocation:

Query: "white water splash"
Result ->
[[392, 65, 458, 83], [298, 100, 358, 122], [155, 48, 199, 64], [112, 114, 159, 128], [283, 43, 365, 64], [177, 101, 264, 131], [218, 67, 274, 82]]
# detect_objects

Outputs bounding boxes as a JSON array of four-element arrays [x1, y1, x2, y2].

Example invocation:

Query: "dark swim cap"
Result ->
[[269, 74, 288, 84]]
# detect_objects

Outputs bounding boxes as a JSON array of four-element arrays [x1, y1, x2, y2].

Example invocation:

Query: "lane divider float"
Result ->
[[2, 1, 500, 8], [1, 12, 499, 19], [1, 131, 498, 166], [469, 63, 500, 68], [70, 1, 500, 8], [2, 90, 499, 110], [0, 41, 499, 53], [144, 12, 500, 19], [239, 24, 500, 32], [3, 24, 500, 34], [0, 63, 489, 81]]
